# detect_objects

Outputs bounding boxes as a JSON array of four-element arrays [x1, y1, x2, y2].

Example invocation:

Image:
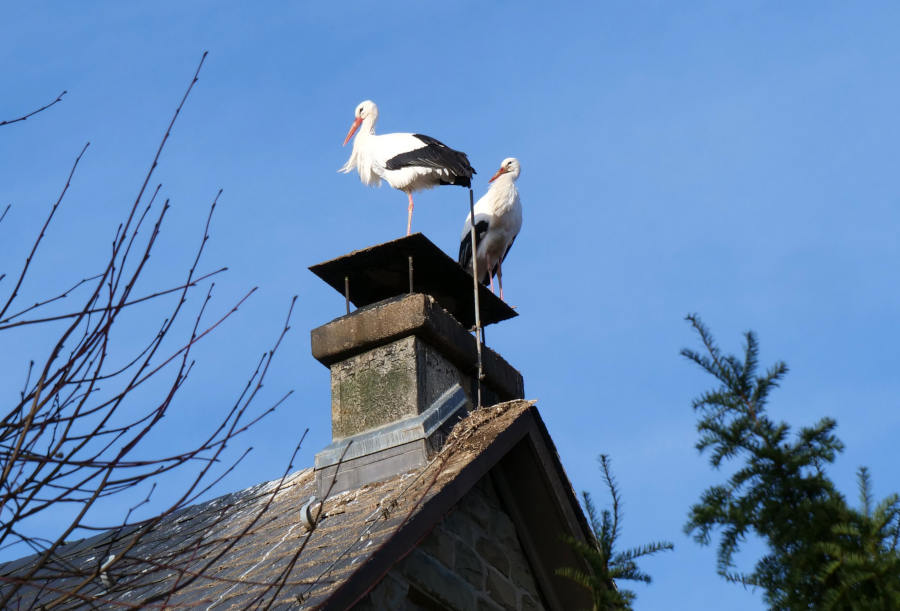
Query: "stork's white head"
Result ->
[[342, 100, 379, 146], [489, 157, 521, 183]]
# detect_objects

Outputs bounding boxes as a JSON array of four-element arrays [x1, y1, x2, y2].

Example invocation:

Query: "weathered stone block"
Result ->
[[399, 548, 477, 611], [454, 538, 485, 589], [443, 506, 480, 547], [331, 336, 415, 438], [477, 596, 505, 611], [374, 473, 548, 611], [476, 534, 510, 577], [520, 593, 542, 611], [420, 524, 455, 569], [311, 293, 525, 406], [509, 555, 539, 594], [329, 336, 465, 440], [419, 338, 464, 415], [355, 573, 408, 610], [485, 566, 518, 610]]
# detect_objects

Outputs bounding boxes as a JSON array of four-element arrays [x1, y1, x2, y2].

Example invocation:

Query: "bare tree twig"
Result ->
[[0, 90, 67, 127], [0, 51, 305, 609]]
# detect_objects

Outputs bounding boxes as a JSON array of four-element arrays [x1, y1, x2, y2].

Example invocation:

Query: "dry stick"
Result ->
[[95, 473, 301, 606], [102, 196, 222, 450], [94, 298, 298, 605], [42, 379, 254, 610], [50, 337, 282, 501], [3, 158, 159, 452], [21, 193, 221, 484], [0, 201, 182, 538], [0, 576, 155, 610], [3, 53, 286, 609], [112, 52, 207, 267], [108, 186, 163, 307], [0, 53, 211, 608], [43, 50, 207, 390], [144, 423, 303, 603], [0, 273, 104, 325], [300, 407, 511, 605], [36, 191, 220, 472], [0, 374, 47, 493], [10, 201, 221, 520], [0, 90, 67, 127], [200, 432, 316, 610], [102, 449, 257, 601], [288, 441, 360, 607], [0, 204, 107, 550], [5, 156, 165, 446], [0, 142, 89, 320], [307, 404, 506, 608]]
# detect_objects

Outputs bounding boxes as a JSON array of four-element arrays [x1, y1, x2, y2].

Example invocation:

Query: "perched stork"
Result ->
[[340, 100, 475, 235], [458, 157, 522, 301]]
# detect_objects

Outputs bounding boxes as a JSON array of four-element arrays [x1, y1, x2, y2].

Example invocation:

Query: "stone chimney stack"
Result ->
[[309, 235, 524, 497]]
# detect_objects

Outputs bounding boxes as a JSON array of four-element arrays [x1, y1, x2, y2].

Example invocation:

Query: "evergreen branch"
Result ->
[[558, 456, 673, 609], [683, 314, 900, 608]]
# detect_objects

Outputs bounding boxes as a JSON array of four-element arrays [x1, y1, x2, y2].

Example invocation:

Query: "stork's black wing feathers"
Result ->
[[386, 134, 475, 187], [499, 235, 517, 266], [488, 234, 518, 279], [458, 219, 491, 284]]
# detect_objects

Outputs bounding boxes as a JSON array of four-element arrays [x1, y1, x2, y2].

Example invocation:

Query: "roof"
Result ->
[[1, 401, 593, 610]]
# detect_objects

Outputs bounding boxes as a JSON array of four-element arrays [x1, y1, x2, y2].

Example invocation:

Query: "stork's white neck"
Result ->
[[490, 173, 518, 189], [348, 116, 375, 162], [340, 115, 381, 184], [360, 114, 377, 137]]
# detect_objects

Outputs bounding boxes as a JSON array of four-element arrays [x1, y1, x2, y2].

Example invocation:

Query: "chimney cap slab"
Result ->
[[309, 233, 517, 329]]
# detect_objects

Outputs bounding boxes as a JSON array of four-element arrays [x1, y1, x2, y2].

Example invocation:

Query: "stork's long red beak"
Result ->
[[343, 117, 363, 146], [489, 166, 508, 183]]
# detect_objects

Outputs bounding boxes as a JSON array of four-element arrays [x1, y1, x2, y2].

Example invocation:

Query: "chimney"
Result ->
[[309, 234, 524, 497]]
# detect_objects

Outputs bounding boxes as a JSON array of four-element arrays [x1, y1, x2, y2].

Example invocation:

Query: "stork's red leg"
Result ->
[[406, 192, 414, 236], [489, 273, 496, 294]]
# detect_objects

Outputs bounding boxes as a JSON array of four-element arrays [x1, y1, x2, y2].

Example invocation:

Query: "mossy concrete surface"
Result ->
[[312, 293, 525, 433], [330, 336, 464, 440]]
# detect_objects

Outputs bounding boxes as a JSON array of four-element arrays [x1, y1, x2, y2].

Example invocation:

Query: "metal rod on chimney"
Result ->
[[408, 256, 414, 294], [344, 276, 350, 315], [468, 188, 483, 409]]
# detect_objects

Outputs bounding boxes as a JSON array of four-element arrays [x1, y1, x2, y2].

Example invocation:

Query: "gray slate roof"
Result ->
[[2, 399, 587, 610]]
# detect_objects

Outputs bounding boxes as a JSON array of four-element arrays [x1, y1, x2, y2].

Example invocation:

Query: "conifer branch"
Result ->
[[683, 315, 900, 608], [557, 456, 673, 609]]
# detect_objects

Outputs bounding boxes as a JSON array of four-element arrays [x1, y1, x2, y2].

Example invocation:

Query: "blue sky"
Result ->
[[3, 2, 899, 608]]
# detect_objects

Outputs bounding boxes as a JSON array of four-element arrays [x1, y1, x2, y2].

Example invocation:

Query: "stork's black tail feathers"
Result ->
[[458, 219, 491, 284]]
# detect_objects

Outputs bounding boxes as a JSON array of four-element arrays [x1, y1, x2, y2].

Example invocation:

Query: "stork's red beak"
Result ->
[[343, 117, 363, 146], [489, 166, 509, 183]]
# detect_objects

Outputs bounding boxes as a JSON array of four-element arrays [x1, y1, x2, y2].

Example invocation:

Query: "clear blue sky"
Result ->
[[3, 2, 899, 608]]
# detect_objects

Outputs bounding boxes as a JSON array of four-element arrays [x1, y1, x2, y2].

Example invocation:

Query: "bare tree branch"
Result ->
[[0, 51, 305, 609], [0, 90, 67, 127]]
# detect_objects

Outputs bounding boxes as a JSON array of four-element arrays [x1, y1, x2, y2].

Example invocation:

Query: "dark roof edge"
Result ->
[[319, 405, 533, 611], [526, 402, 594, 543], [318, 403, 592, 611]]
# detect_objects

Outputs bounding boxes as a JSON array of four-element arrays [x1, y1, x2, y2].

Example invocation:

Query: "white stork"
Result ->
[[340, 100, 475, 235], [458, 157, 522, 301]]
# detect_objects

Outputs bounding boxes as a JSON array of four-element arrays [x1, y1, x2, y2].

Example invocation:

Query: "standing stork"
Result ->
[[340, 100, 475, 235], [458, 157, 522, 301]]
